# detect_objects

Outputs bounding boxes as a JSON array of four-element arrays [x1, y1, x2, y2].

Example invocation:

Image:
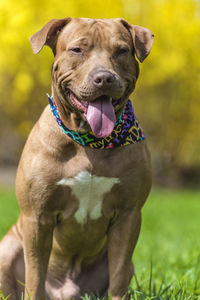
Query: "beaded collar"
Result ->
[[47, 94, 145, 149]]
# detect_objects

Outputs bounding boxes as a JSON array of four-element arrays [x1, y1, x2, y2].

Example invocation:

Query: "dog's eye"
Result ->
[[70, 47, 82, 53], [117, 47, 129, 56]]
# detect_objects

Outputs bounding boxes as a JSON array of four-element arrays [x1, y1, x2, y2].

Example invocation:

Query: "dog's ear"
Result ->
[[29, 18, 71, 55], [119, 19, 154, 62]]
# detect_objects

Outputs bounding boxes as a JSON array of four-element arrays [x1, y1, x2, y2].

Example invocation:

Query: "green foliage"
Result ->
[[0, 0, 200, 173]]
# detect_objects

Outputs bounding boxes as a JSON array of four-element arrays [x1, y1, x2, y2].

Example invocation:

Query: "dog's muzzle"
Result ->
[[68, 91, 124, 138]]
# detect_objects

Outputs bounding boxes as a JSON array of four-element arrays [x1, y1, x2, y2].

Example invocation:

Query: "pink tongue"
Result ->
[[86, 98, 116, 138]]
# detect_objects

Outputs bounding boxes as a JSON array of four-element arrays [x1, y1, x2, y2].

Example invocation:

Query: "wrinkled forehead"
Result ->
[[58, 18, 132, 47]]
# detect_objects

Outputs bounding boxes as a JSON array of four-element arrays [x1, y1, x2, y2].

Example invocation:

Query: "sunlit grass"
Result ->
[[0, 186, 19, 237], [0, 290, 10, 300], [131, 188, 200, 299]]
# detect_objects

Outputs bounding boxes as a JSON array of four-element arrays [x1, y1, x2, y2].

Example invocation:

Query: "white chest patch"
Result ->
[[57, 171, 119, 224]]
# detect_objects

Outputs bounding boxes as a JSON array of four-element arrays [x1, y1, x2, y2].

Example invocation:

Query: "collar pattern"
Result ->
[[47, 94, 145, 149]]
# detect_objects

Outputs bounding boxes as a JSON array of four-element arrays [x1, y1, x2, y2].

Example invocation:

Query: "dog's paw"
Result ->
[[60, 279, 80, 299], [46, 278, 80, 300]]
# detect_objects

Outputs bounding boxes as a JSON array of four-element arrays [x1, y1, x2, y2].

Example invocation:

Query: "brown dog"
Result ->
[[0, 18, 153, 300]]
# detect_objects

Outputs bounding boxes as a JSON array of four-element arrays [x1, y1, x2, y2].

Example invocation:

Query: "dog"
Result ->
[[0, 18, 153, 300]]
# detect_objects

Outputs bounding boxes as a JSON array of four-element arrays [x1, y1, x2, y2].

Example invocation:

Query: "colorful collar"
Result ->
[[47, 94, 145, 149]]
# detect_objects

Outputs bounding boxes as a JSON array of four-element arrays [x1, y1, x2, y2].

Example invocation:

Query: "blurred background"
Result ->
[[0, 0, 200, 188]]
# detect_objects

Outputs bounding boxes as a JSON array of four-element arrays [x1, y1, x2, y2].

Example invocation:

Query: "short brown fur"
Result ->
[[0, 18, 153, 300]]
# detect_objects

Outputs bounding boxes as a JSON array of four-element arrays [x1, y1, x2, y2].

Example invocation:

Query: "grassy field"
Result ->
[[0, 186, 200, 299]]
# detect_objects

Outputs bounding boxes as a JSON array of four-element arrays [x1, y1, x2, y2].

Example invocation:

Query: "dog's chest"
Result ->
[[57, 171, 119, 224]]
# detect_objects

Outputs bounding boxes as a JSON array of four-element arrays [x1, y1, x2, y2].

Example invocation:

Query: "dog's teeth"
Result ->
[[79, 120, 85, 128]]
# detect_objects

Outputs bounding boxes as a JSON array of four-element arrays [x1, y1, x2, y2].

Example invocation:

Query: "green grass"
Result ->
[[131, 188, 200, 299], [0, 186, 200, 299], [0, 186, 19, 237]]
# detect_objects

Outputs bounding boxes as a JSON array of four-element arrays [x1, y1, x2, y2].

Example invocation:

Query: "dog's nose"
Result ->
[[93, 71, 114, 88]]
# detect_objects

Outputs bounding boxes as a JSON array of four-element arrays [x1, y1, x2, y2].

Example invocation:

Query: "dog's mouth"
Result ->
[[67, 91, 124, 138]]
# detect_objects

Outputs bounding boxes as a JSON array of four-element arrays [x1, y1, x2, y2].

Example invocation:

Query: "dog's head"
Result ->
[[30, 18, 154, 138]]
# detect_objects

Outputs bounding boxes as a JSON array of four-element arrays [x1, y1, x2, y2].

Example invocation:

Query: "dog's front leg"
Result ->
[[22, 214, 54, 300], [107, 208, 141, 300]]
